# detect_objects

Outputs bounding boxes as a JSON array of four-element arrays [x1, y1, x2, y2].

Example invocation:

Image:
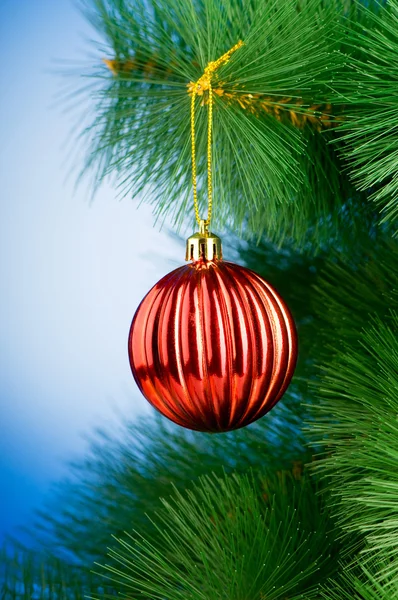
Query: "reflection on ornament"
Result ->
[[128, 224, 297, 433]]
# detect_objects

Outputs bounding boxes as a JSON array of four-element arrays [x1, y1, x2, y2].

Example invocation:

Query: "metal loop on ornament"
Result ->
[[185, 220, 223, 262]]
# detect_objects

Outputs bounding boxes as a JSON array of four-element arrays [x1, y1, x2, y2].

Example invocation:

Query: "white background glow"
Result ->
[[0, 0, 183, 541]]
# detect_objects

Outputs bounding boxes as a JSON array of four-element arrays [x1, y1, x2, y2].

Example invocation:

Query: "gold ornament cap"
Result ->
[[186, 220, 222, 262]]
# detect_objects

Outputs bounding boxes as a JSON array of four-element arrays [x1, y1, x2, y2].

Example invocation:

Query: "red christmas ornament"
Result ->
[[128, 226, 297, 433]]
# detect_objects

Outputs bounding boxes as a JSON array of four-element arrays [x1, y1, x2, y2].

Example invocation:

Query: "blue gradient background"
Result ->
[[0, 0, 182, 543]]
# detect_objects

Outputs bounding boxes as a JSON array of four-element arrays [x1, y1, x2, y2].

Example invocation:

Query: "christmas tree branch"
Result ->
[[333, 0, 398, 228], [96, 470, 340, 600], [75, 0, 358, 249], [103, 56, 337, 131], [307, 239, 398, 584]]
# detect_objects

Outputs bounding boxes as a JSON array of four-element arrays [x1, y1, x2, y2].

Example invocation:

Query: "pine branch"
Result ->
[[104, 56, 337, 131], [32, 404, 311, 566], [308, 237, 398, 362], [333, 0, 398, 228], [290, 237, 398, 585], [321, 555, 398, 599], [0, 543, 107, 600], [96, 470, 340, 600], [309, 314, 398, 584], [74, 0, 361, 249]]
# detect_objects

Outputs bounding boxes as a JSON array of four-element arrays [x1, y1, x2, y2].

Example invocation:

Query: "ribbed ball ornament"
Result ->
[[128, 232, 297, 433]]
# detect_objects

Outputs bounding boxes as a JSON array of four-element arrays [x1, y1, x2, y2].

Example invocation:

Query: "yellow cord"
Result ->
[[189, 40, 244, 228]]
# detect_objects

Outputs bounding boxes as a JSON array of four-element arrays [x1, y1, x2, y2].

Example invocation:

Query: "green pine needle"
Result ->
[[74, 0, 354, 248], [310, 315, 398, 584], [96, 470, 340, 600], [321, 555, 398, 600], [0, 544, 104, 600], [333, 0, 398, 227], [32, 404, 310, 565], [309, 238, 398, 360]]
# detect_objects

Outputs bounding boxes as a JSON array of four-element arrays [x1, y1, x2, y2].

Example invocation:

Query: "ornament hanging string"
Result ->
[[188, 40, 244, 229]]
